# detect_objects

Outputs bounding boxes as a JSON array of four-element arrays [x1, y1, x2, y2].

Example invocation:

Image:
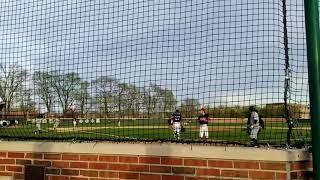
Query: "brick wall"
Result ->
[[0, 151, 313, 180], [0, 142, 313, 180]]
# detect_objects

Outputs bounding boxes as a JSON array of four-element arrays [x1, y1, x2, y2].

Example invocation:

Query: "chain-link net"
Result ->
[[0, 0, 310, 147]]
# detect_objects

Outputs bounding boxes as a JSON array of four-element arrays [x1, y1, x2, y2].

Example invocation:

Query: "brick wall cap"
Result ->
[[0, 141, 311, 162]]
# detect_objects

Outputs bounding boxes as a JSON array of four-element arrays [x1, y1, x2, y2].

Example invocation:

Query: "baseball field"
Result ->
[[0, 118, 311, 146]]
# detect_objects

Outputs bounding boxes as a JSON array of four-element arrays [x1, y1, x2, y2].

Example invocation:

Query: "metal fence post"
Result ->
[[304, 0, 320, 178]]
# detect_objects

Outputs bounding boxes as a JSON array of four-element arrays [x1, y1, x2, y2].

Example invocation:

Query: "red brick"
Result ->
[[119, 172, 139, 179], [109, 163, 130, 171], [62, 153, 79, 160], [80, 155, 98, 161], [16, 159, 32, 165], [61, 169, 79, 176], [260, 162, 286, 170], [209, 178, 233, 180], [70, 177, 88, 180], [129, 164, 149, 172], [140, 174, 161, 180], [221, 170, 248, 178], [8, 152, 24, 158], [291, 172, 298, 179], [162, 175, 184, 180], [0, 171, 13, 176], [291, 161, 309, 171], [139, 157, 160, 164], [89, 162, 108, 170], [70, 162, 88, 169], [99, 155, 118, 162], [46, 168, 60, 175], [80, 170, 99, 177], [99, 171, 118, 178], [6, 165, 23, 172], [0, 159, 15, 164], [44, 153, 61, 160], [297, 171, 310, 178], [0, 166, 5, 171], [13, 173, 24, 179], [208, 160, 232, 168], [34, 160, 51, 167], [161, 157, 183, 165], [184, 159, 207, 167], [233, 161, 259, 169], [52, 161, 69, 168], [249, 171, 275, 179], [308, 161, 313, 169], [150, 166, 171, 173], [25, 153, 43, 159], [0, 152, 7, 157], [185, 177, 208, 180], [276, 172, 288, 179], [119, 156, 138, 163], [48, 176, 69, 180], [196, 168, 220, 176], [172, 167, 195, 175]]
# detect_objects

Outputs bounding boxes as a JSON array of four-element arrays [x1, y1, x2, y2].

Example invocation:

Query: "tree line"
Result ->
[[0, 64, 306, 119], [0, 64, 178, 117]]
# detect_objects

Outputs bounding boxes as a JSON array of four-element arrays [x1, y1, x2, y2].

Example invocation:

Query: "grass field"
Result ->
[[0, 118, 311, 146]]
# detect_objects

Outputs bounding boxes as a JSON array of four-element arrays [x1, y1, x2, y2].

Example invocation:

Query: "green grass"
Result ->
[[0, 118, 311, 147]]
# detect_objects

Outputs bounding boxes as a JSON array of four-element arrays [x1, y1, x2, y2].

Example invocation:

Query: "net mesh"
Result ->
[[0, 0, 310, 147]]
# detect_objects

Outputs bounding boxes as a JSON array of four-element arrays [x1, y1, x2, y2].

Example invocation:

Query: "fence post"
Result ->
[[304, 0, 320, 178]]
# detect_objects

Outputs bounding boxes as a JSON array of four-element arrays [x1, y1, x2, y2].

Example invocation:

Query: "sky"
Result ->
[[0, 0, 309, 108]]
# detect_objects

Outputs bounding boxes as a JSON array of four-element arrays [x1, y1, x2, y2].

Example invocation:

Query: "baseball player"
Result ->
[[35, 118, 42, 134], [70, 104, 78, 128], [247, 106, 260, 147], [169, 109, 183, 140], [73, 119, 77, 128], [198, 106, 209, 140], [53, 118, 60, 130]]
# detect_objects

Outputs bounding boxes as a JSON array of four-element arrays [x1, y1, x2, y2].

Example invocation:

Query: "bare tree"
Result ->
[[17, 88, 36, 116], [126, 84, 143, 116], [180, 98, 200, 118], [33, 71, 55, 113], [116, 82, 130, 116], [92, 76, 118, 116], [93, 77, 144, 117], [150, 84, 176, 113], [141, 88, 153, 116], [51, 71, 81, 113], [74, 81, 91, 116], [161, 88, 176, 113], [140, 84, 176, 118], [0, 64, 27, 111]]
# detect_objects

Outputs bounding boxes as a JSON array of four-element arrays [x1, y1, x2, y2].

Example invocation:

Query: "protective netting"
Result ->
[[0, 0, 310, 147]]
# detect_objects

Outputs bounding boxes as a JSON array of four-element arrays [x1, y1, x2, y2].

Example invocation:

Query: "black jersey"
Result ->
[[171, 112, 182, 122], [198, 114, 209, 125]]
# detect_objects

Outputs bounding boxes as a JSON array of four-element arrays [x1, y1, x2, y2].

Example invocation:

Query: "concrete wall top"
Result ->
[[0, 141, 311, 162]]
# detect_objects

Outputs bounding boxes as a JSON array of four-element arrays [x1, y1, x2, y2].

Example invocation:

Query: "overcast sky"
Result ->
[[0, 0, 309, 107]]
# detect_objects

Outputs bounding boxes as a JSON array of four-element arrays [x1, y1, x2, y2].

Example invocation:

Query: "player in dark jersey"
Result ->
[[198, 106, 209, 141], [247, 106, 260, 147], [169, 109, 183, 140]]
